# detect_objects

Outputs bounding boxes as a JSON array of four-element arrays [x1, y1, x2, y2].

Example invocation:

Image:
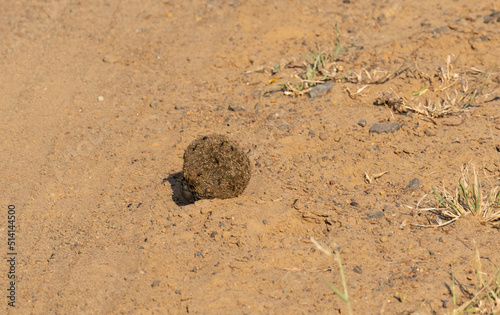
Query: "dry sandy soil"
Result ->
[[2, 0, 500, 314]]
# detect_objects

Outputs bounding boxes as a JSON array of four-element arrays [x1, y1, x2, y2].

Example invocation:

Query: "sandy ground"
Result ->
[[1, 0, 500, 314]]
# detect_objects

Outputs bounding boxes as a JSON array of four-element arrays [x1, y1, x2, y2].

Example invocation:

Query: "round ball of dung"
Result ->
[[183, 134, 251, 200]]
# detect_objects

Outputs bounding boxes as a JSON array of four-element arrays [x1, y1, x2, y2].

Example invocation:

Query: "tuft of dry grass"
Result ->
[[258, 24, 408, 97], [416, 162, 500, 227], [388, 56, 498, 117]]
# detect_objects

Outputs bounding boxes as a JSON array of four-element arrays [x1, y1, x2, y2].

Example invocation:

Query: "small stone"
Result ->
[[380, 236, 388, 243], [228, 104, 246, 111], [424, 129, 436, 136], [175, 289, 181, 294], [407, 178, 421, 191], [262, 219, 268, 225], [151, 280, 160, 287], [369, 122, 400, 134], [350, 201, 359, 207], [308, 81, 334, 98], [483, 11, 500, 23], [353, 265, 362, 274], [358, 119, 367, 127], [319, 133, 328, 141], [367, 211, 384, 219], [210, 231, 218, 238], [102, 54, 120, 63], [97, 96, 104, 102], [150, 100, 159, 108]]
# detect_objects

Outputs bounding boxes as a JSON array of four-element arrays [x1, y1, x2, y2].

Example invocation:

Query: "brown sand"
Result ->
[[1, 0, 499, 313]]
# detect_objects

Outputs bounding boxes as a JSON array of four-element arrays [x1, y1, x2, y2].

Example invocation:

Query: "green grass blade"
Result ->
[[412, 86, 428, 96], [323, 279, 348, 302], [306, 64, 313, 81], [451, 264, 457, 309]]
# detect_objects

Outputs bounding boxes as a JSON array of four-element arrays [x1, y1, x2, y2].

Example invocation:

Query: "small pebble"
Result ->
[[407, 178, 421, 191], [367, 211, 384, 219], [369, 122, 400, 134], [262, 219, 268, 225], [227, 104, 246, 111], [353, 265, 362, 274], [102, 54, 120, 63], [97, 96, 104, 102], [151, 280, 160, 287], [424, 129, 436, 136], [175, 289, 181, 294], [150, 100, 159, 108], [308, 81, 334, 98], [358, 119, 367, 127]]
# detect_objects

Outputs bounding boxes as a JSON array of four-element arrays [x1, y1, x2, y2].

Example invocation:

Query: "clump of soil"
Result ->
[[183, 134, 251, 200]]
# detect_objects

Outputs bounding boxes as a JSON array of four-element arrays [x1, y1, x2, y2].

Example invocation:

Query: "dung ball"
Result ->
[[182, 134, 251, 200]]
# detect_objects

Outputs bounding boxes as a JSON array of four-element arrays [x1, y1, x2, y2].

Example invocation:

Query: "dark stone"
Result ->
[[353, 265, 362, 274], [484, 11, 500, 23], [369, 122, 400, 134], [358, 119, 367, 127], [183, 134, 251, 200], [307, 81, 334, 98], [151, 280, 160, 287], [407, 178, 421, 190]]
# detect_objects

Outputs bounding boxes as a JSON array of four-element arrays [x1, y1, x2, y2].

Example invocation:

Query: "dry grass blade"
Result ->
[[451, 248, 500, 314]]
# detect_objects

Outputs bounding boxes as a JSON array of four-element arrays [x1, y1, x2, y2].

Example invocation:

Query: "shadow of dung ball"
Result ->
[[183, 134, 251, 200]]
